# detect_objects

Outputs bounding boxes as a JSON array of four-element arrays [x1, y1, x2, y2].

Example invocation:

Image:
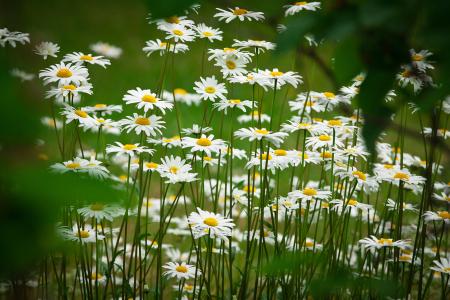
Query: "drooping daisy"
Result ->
[[106, 142, 154, 157], [232, 39, 275, 52], [193, 76, 228, 101], [163, 24, 196, 43], [430, 257, 450, 275], [39, 62, 89, 86], [0, 28, 30, 47], [214, 7, 264, 23], [195, 23, 223, 42], [182, 134, 226, 157], [118, 113, 165, 137], [77, 203, 120, 221], [90, 41, 122, 58], [163, 262, 199, 280], [284, 2, 321, 16], [188, 208, 235, 241], [51, 157, 89, 174], [143, 39, 189, 56], [288, 187, 331, 202], [63, 52, 111, 68], [423, 211, 450, 223], [123, 88, 173, 114], [235, 127, 288, 147], [359, 236, 409, 251], [158, 156, 197, 184], [213, 98, 253, 113], [34, 41, 60, 60], [82, 103, 123, 116], [329, 198, 373, 216]]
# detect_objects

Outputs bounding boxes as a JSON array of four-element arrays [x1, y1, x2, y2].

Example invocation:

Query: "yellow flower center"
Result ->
[[203, 156, 212, 161], [78, 230, 90, 238], [80, 54, 93, 61], [123, 144, 137, 151], [412, 54, 423, 61], [352, 170, 367, 181], [328, 119, 342, 126], [63, 84, 76, 91], [160, 42, 167, 47], [295, 1, 308, 5], [229, 99, 241, 104], [203, 31, 213, 37], [274, 149, 287, 156], [175, 265, 188, 273], [255, 128, 269, 135], [303, 187, 317, 196], [224, 47, 236, 52], [142, 94, 158, 103], [270, 70, 284, 77], [169, 166, 179, 174], [204, 86, 216, 94], [305, 241, 314, 247], [75, 110, 88, 118], [226, 60, 236, 70], [347, 199, 358, 206], [166, 16, 180, 24], [174, 88, 187, 95], [323, 92, 336, 99], [184, 284, 194, 291], [94, 104, 106, 108], [172, 29, 184, 36], [233, 8, 248, 15], [384, 164, 394, 169], [56, 68, 72, 78], [318, 135, 331, 141], [378, 238, 393, 245], [243, 185, 256, 193], [197, 137, 212, 146], [146, 162, 159, 169], [135, 117, 150, 125], [203, 217, 219, 227], [402, 70, 411, 78], [260, 153, 272, 160], [393, 172, 409, 180], [321, 151, 333, 159], [66, 162, 80, 169], [90, 203, 104, 211], [399, 255, 410, 262], [438, 211, 450, 219], [306, 100, 314, 107]]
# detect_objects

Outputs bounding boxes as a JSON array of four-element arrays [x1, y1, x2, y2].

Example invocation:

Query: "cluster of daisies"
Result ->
[[2, 1, 450, 299]]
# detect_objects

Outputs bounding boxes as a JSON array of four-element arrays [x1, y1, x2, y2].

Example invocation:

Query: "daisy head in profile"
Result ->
[[359, 236, 409, 251], [34, 41, 60, 60], [214, 7, 264, 23], [60, 224, 105, 244], [106, 142, 154, 157], [163, 262, 199, 280], [234, 127, 288, 148], [284, 2, 322, 17], [63, 52, 111, 68], [188, 208, 235, 241]]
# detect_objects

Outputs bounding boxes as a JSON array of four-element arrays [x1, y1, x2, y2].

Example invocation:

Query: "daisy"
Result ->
[[51, 157, 89, 174], [118, 113, 165, 137], [284, 2, 321, 16], [123, 88, 173, 114], [386, 199, 418, 213], [423, 211, 450, 223], [153, 16, 195, 31], [289, 95, 327, 114], [63, 52, 111, 68], [213, 98, 253, 113], [163, 262, 199, 280], [60, 105, 96, 126], [234, 127, 288, 147], [229, 72, 269, 90], [182, 124, 212, 136], [329, 198, 373, 216], [430, 257, 450, 275], [237, 111, 271, 123], [83, 157, 110, 179], [188, 208, 235, 241], [163, 24, 196, 43], [0, 28, 30, 47], [215, 55, 248, 78], [288, 187, 331, 202], [214, 7, 264, 23], [208, 47, 253, 63], [158, 156, 197, 184], [410, 49, 434, 72], [256, 68, 303, 88], [232, 39, 275, 52], [60, 225, 104, 244], [90, 41, 122, 58], [10, 69, 34, 81], [143, 39, 189, 56], [193, 76, 228, 101], [378, 168, 425, 186], [106, 142, 154, 157], [359, 236, 409, 251], [305, 134, 343, 150], [246, 151, 290, 172], [82, 103, 123, 116], [45, 83, 93, 99], [182, 134, 226, 157], [77, 203, 120, 221], [39, 62, 89, 86], [195, 23, 222, 42], [34, 41, 59, 59]]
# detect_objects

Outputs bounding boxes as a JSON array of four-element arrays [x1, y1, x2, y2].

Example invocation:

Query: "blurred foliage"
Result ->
[[277, 0, 450, 156]]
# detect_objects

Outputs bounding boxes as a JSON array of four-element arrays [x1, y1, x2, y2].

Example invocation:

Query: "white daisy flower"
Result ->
[[0, 28, 30, 47], [193, 76, 228, 101], [153, 15, 195, 31], [237, 110, 271, 123], [215, 55, 248, 78], [214, 7, 264, 23], [305, 134, 343, 150], [147, 135, 182, 148], [34, 41, 60, 60], [182, 124, 212, 136], [106, 142, 154, 157], [232, 39, 275, 52], [118, 113, 165, 137], [284, 2, 321, 16], [195, 23, 223, 42], [45, 83, 93, 99], [39, 62, 89, 86], [423, 211, 450, 223], [213, 98, 253, 113], [188, 208, 235, 241], [158, 155, 197, 184], [386, 199, 418, 213], [288, 187, 331, 202], [51, 157, 89, 174], [256, 68, 303, 88], [60, 225, 104, 244], [208, 47, 253, 63], [430, 257, 450, 274], [410, 49, 434, 72], [90, 41, 122, 58], [77, 203, 120, 221], [63, 52, 111, 68], [163, 24, 196, 43], [82, 103, 123, 116], [163, 262, 199, 280], [329, 198, 373, 216], [143, 39, 189, 56], [182, 134, 226, 157], [234, 127, 288, 147], [359, 236, 409, 251], [60, 105, 96, 126], [123, 88, 173, 114]]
